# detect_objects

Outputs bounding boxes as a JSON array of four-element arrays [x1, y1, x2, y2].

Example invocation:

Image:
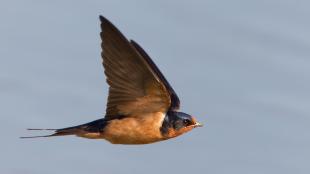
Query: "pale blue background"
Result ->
[[1, 0, 310, 173]]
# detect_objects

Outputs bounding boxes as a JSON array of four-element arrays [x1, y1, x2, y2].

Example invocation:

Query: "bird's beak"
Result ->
[[194, 122, 203, 128]]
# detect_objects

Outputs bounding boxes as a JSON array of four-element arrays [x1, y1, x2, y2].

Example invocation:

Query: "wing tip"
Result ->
[[99, 15, 106, 22], [99, 15, 114, 26]]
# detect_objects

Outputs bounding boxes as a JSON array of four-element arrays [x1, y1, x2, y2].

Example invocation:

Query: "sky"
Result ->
[[1, 0, 310, 174]]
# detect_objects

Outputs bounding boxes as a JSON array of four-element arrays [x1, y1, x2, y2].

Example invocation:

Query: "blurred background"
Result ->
[[1, 0, 310, 173]]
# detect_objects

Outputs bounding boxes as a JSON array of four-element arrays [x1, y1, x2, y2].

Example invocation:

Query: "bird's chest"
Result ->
[[103, 112, 165, 144]]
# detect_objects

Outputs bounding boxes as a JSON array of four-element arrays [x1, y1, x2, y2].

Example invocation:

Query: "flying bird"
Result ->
[[21, 16, 202, 144]]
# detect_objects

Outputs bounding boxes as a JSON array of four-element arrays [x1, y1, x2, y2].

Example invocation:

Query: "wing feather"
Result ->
[[130, 40, 180, 110], [100, 16, 172, 118]]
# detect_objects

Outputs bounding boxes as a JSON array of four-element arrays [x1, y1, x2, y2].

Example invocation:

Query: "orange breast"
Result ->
[[102, 112, 166, 144]]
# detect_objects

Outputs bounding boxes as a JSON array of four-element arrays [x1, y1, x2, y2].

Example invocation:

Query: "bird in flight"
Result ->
[[21, 16, 202, 144]]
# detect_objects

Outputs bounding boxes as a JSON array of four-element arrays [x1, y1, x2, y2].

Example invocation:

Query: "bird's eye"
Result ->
[[183, 119, 191, 126]]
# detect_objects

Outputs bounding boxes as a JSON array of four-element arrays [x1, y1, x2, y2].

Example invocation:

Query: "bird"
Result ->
[[21, 16, 202, 144]]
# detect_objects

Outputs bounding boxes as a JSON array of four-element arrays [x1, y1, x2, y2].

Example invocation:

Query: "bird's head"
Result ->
[[161, 111, 203, 138]]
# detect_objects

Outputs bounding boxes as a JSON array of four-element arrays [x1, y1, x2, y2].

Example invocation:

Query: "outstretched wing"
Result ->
[[100, 16, 177, 119], [130, 40, 180, 111]]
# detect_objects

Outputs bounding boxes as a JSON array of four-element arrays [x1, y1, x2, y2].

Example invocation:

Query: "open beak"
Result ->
[[194, 122, 203, 128]]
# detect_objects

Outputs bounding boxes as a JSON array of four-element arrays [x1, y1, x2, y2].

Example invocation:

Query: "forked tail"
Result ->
[[20, 126, 82, 139], [20, 118, 106, 139]]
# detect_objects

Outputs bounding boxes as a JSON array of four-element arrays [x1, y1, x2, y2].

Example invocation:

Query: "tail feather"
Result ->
[[27, 128, 57, 131], [21, 118, 106, 139], [20, 135, 55, 138], [20, 127, 81, 139]]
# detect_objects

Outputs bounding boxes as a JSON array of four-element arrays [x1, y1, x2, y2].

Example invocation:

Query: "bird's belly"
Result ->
[[103, 112, 165, 144]]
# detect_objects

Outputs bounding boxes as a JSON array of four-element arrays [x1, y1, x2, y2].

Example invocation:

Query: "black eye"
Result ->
[[183, 119, 191, 126]]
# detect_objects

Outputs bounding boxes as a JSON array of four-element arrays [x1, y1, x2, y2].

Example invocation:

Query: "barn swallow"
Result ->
[[21, 16, 202, 144]]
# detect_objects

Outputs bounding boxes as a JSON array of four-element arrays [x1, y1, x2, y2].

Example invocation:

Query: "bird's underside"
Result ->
[[22, 112, 193, 144]]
